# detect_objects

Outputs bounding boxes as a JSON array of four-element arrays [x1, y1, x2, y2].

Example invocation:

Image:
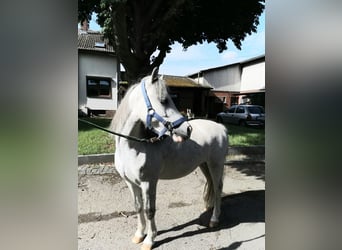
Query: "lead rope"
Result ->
[[78, 119, 157, 143]]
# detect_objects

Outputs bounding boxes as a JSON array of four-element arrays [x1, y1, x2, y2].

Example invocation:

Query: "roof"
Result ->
[[78, 31, 115, 54], [162, 75, 212, 89], [188, 54, 265, 77]]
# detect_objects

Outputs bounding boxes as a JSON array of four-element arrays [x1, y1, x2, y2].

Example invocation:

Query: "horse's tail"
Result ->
[[200, 163, 221, 209]]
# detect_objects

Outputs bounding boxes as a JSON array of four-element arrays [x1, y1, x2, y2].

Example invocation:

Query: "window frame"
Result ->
[[86, 76, 112, 99]]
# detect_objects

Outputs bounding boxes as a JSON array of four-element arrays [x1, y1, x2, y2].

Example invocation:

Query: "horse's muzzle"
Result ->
[[172, 122, 192, 143]]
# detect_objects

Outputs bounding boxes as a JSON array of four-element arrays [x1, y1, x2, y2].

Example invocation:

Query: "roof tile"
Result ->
[[78, 31, 115, 53]]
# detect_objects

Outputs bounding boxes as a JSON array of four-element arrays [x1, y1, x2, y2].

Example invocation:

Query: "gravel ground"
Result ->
[[78, 162, 265, 250]]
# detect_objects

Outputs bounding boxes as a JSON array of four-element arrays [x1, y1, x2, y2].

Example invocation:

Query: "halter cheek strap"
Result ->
[[141, 80, 187, 139]]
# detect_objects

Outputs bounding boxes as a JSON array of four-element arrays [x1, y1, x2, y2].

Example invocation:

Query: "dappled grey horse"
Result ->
[[110, 68, 228, 250]]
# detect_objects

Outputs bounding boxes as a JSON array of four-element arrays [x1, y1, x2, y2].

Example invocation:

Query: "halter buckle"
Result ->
[[148, 109, 155, 115], [163, 121, 173, 131]]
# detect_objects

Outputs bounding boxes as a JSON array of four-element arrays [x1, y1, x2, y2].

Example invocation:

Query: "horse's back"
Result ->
[[189, 119, 228, 149], [158, 119, 228, 179]]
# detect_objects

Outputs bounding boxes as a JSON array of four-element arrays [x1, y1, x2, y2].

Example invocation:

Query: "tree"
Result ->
[[79, 0, 265, 84]]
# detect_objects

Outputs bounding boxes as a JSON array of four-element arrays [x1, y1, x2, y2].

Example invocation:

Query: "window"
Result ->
[[95, 42, 106, 48], [248, 106, 264, 114], [228, 107, 236, 113], [86, 77, 111, 98], [215, 96, 226, 104], [230, 96, 238, 106], [236, 106, 245, 113]]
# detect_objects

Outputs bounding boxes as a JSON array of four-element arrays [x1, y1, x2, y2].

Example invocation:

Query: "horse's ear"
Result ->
[[151, 67, 159, 83]]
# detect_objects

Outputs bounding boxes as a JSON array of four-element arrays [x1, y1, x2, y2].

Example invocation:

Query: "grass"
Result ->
[[78, 118, 114, 155], [225, 124, 265, 146], [78, 118, 265, 155]]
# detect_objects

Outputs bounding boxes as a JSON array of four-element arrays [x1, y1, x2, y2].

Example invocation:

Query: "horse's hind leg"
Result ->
[[208, 161, 224, 228], [125, 180, 146, 244], [199, 163, 214, 210], [200, 161, 224, 228]]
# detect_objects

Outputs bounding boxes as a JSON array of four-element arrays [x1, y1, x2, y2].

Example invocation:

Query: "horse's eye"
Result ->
[[161, 98, 168, 105]]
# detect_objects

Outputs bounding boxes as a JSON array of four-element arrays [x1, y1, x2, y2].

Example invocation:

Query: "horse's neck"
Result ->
[[128, 120, 146, 138], [113, 111, 149, 145], [115, 112, 141, 136], [110, 83, 151, 146], [111, 85, 138, 134]]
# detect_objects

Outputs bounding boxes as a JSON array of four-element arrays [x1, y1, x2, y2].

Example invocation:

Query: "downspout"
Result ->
[[116, 60, 120, 109]]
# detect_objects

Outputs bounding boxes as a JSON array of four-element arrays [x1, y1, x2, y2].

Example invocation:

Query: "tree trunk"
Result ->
[[111, 3, 167, 85]]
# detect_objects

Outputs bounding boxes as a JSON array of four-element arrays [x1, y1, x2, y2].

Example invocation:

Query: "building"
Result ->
[[162, 75, 212, 117], [78, 21, 119, 117], [189, 55, 265, 117], [78, 20, 264, 118]]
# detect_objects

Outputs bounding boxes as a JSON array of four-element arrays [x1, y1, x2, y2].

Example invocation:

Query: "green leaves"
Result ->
[[79, 0, 265, 83]]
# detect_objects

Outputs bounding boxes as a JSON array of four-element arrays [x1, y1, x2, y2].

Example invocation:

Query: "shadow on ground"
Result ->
[[153, 189, 265, 248], [229, 162, 265, 181], [79, 210, 137, 224], [215, 233, 265, 250]]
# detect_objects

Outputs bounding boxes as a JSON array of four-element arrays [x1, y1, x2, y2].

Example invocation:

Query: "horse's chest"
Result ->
[[116, 146, 158, 180], [116, 145, 140, 167]]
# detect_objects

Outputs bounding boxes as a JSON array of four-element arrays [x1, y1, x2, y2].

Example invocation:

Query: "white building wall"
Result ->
[[240, 61, 265, 91], [189, 75, 213, 88], [78, 52, 118, 112], [203, 65, 241, 91]]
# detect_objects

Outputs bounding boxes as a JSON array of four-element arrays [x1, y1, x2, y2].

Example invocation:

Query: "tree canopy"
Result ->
[[79, 0, 265, 84]]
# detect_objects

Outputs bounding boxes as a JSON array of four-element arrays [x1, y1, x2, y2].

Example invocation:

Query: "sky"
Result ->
[[89, 11, 265, 76]]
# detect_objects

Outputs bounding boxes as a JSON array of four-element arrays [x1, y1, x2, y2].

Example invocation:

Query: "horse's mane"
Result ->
[[110, 83, 138, 133]]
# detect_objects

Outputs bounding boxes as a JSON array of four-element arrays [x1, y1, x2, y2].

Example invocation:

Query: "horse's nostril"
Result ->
[[187, 125, 192, 137]]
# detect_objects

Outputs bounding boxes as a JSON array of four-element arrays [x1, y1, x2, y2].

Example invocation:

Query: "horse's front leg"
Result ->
[[140, 181, 157, 250], [125, 180, 146, 244]]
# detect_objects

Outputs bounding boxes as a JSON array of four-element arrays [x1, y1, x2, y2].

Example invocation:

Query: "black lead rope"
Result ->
[[78, 118, 155, 143]]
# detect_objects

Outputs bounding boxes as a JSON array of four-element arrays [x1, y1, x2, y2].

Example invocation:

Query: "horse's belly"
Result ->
[[158, 157, 203, 180], [159, 167, 198, 179]]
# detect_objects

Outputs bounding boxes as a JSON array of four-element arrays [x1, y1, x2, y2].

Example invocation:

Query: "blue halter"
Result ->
[[141, 80, 187, 139]]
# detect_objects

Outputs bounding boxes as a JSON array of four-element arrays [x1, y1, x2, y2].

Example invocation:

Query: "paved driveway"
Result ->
[[78, 162, 265, 250]]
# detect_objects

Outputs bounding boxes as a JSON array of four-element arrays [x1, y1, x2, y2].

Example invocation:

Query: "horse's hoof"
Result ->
[[132, 235, 144, 244], [141, 243, 153, 250], [209, 220, 219, 228]]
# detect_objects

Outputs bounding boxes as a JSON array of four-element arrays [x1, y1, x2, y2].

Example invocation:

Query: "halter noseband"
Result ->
[[141, 80, 187, 140]]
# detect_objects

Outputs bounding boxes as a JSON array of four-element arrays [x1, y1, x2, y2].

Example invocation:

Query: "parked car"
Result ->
[[216, 105, 265, 126]]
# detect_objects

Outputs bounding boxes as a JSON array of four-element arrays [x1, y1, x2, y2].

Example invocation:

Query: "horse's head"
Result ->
[[133, 68, 192, 143]]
